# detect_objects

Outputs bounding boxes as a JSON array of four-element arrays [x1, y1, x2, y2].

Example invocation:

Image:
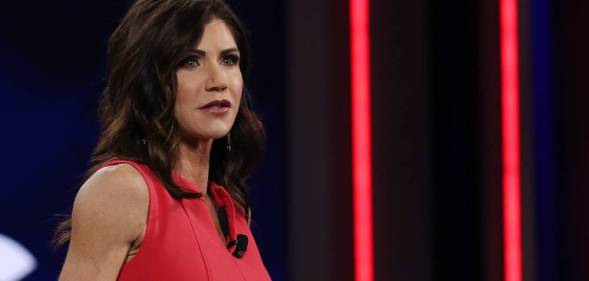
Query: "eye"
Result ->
[[220, 54, 239, 66], [179, 55, 200, 68]]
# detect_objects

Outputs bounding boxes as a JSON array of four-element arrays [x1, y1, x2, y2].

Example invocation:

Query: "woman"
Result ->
[[56, 0, 271, 280]]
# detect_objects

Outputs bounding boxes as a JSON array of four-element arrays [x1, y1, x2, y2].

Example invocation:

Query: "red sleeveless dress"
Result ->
[[103, 159, 272, 281]]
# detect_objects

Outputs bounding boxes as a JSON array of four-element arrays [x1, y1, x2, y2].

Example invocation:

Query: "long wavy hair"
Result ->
[[54, 0, 265, 247]]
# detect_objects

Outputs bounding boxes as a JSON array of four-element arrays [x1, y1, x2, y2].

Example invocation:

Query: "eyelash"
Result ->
[[179, 56, 200, 68], [221, 54, 240, 65], [179, 54, 240, 68]]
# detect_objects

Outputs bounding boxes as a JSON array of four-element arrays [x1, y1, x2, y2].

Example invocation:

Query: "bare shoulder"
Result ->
[[77, 164, 148, 210], [73, 163, 149, 242], [80, 163, 147, 197], [59, 164, 148, 281]]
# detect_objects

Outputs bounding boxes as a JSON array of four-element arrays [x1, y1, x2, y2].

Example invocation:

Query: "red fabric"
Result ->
[[103, 159, 272, 281]]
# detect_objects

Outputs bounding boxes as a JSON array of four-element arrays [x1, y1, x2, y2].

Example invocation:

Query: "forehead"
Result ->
[[195, 18, 238, 51]]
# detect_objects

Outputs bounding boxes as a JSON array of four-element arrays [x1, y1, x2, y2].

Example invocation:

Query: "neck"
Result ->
[[176, 137, 214, 195]]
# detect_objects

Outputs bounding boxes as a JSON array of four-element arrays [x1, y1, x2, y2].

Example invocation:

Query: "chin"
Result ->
[[195, 126, 232, 140], [179, 119, 234, 141], [210, 131, 230, 140]]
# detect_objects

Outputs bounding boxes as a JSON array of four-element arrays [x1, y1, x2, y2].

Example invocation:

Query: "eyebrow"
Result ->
[[190, 47, 240, 56]]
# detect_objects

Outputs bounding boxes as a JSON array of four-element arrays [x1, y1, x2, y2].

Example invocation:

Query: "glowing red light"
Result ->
[[349, 0, 374, 281], [499, 0, 523, 280]]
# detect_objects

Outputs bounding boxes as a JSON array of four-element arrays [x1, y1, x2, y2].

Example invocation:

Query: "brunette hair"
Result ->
[[54, 0, 264, 247]]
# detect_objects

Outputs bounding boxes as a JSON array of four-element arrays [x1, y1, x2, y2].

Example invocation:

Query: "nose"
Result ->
[[205, 64, 228, 92]]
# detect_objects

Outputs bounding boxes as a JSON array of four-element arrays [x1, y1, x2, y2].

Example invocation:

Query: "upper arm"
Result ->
[[58, 164, 148, 281]]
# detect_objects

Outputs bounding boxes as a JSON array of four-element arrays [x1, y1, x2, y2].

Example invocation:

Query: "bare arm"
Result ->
[[58, 164, 148, 281]]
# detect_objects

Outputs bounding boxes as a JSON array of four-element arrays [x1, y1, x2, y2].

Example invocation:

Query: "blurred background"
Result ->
[[0, 0, 587, 280]]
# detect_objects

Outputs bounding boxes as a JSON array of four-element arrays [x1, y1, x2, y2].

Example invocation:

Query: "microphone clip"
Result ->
[[227, 234, 248, 258]]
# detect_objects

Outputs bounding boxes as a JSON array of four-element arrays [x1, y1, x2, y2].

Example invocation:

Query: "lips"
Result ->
[[199, 99, 231, 109]]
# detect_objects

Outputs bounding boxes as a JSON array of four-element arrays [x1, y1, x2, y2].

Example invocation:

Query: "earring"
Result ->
[[226, 132, 232, 151]]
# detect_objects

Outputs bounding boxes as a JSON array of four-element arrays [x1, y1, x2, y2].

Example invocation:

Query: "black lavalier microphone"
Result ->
[[218, 206, 248, 258], [227, 234, 248, 258]]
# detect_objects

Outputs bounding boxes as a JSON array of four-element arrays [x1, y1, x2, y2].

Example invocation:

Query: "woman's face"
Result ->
[[174, 18, 243, 141]]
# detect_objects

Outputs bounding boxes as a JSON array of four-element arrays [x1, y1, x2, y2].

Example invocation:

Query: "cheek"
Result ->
[[229, 76, 244, 106], [174, 75, 199, 121], [176, 74, 194, 101], [175, 70, 206, 105]]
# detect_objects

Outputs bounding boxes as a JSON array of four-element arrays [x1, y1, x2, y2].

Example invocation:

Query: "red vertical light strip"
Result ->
[[499, 0, 522, 281], [350, 0, 374, 281]]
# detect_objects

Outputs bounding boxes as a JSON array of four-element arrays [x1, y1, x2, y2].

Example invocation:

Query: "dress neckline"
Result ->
[[172, 171, 237, 245]]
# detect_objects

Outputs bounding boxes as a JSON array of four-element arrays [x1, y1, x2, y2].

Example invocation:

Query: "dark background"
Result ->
[[1, 0, 587, 280]]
